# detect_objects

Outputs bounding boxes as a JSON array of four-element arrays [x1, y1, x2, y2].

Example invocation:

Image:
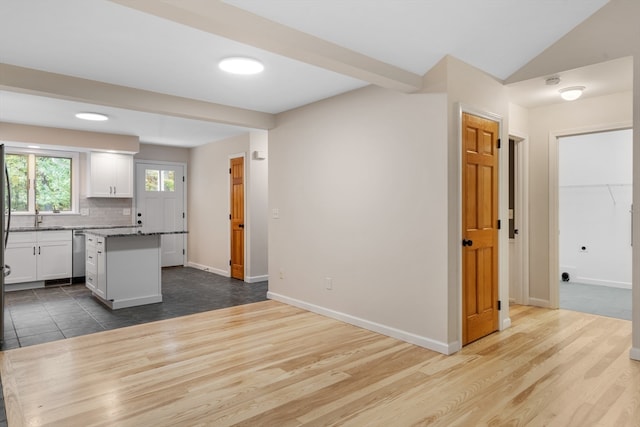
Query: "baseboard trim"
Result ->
[[630, 347, 640, 361], [502, 317, 512, 330], [528, 298, 550, 308], [245, 275, 269, 283], [267, 292, 456, 355], [186, 262, 229, 277]]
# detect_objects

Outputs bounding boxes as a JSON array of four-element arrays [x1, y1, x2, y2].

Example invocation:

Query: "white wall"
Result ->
[[269, 85, 451, 352], [559, 129, 632, 288]]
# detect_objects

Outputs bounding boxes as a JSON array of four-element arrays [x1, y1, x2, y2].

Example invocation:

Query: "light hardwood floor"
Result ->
[[1, 301, 638, 426]]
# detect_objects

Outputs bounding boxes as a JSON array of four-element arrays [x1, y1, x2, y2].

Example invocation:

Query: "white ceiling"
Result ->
[[0, 0, 622, 148]]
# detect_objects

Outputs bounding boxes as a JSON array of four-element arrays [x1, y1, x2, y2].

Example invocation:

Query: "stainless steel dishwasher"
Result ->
[[72, 229, 86, 283]]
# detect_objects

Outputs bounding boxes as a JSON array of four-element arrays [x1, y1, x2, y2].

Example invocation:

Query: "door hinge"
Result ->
[[229, 168, 231, 174], [497, 219, 501, 229], [497, 138, 501, 149], [183, 249, 185, 255], [498, 300, 502, 311], [229, 214, 231, 220], [182, 176, 185, 182], [229, 260, 232, 266]]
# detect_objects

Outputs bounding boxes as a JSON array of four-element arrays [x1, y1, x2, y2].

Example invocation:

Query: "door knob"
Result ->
[[462, 239, 473, 247], [239, 224, 244, 228]]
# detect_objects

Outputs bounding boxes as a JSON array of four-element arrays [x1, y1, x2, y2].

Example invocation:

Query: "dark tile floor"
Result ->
[[0, 267, 268, 426]]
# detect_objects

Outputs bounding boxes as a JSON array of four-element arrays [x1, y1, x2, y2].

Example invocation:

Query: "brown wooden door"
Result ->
[[462, 112, 499, 345], [230, 157, 244, 280]]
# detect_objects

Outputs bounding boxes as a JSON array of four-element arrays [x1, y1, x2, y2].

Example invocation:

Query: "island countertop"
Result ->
[[9, 224, 142, 232], [85, 228, 188, 238]]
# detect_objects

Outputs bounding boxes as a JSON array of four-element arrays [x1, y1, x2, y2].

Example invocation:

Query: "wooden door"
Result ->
[[230, 157, 245, 280], [462, 112, 499, 345]]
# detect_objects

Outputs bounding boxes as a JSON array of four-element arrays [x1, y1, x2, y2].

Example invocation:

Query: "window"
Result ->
[[6, 150, 78, 214], [145, 168, 175, 192]]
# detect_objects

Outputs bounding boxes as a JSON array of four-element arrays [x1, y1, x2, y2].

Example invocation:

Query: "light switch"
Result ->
[[123, 208, 131, 216], [272, 208, 280, 219]]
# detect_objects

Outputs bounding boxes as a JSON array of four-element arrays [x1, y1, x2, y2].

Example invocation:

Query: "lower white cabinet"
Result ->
[[5, 230, 72, 285]]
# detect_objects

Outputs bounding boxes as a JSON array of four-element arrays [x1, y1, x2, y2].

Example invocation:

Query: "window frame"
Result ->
[[6, 148, 79, 215]]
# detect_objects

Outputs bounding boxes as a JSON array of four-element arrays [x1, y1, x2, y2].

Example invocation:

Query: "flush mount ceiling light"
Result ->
[[75, 112, 109, 121], [559, 86, 585, 101], [218, 57, 264, 75]]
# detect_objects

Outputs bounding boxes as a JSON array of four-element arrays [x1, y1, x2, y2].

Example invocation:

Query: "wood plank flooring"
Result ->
[[1, 301, 638, 426]]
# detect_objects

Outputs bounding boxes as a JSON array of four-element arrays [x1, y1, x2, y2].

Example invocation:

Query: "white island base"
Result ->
[[86, 232, 162, 309]]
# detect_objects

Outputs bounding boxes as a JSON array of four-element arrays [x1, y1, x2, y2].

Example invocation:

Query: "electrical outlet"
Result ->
[[325, 277, 333, 290], [123, 208, 131, 216], [80, 208, 89, 216], [279, 269, 284, 279]]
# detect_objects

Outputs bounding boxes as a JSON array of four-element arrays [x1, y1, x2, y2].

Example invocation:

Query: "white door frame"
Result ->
[[134, 159, 188, 266], [509, 133, 530, 305], [548, 122, 631, 309]]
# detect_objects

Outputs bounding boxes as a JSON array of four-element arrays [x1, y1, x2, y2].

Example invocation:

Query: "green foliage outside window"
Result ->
[[6, 154, 28, 212], [35, 156, 71, 211], [5, 153, 72, 213]]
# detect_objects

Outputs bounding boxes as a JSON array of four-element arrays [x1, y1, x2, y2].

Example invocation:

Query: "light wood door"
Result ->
[[230, 157, 244, 280], [462, 112, 499, 345]]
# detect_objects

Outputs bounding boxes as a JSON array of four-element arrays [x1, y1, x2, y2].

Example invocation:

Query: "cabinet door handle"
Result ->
[[33, 247, 35, 255], [38, 246, 41, 255], [114, 186, 116, 195]]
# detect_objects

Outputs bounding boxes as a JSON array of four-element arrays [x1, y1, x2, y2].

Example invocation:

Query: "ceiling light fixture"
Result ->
[[545, 76, 561, 85], [76, 112, 109, 121], [218, 57, 264, 75], [559, 86, 585, 101]]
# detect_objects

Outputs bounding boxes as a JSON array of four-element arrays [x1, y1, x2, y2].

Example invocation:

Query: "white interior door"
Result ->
[[136, 162, 185, 267]]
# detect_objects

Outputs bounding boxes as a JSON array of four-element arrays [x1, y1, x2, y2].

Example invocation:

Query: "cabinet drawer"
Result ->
[[7, 232, 36, 244], [38, 230, 72, 242], [86, 272, 96, 290]]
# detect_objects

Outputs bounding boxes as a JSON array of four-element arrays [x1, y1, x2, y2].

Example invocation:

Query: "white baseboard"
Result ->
[[186, 262, 229, 277], [630, 347, 640, 361], [267, 291, 457, 355], [528, 298, 550, 308], [245, 275, 268, 283], [502, 317, 512, 330], [572, 277, 631, 290]]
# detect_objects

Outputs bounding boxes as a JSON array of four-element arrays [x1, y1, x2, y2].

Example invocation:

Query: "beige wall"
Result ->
[[188, 134, 249, 274], [269, 84, 452, 352], [0, 122, 139, 152], [526, 91, 633, 305], [136, 143, 189, 163], [246, 131, 269, 282]]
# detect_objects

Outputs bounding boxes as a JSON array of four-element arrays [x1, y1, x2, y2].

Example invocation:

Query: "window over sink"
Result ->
[[5, 149, 79, 214]]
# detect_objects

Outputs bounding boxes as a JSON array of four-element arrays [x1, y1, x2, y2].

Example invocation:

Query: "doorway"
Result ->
[[229, 156, 245, 280], [558, 129, 633, 320], [135, 161, 186, 267]]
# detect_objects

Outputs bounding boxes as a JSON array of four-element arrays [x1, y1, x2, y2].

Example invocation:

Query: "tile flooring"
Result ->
[[0, 267, 268, 426], [559, 281, 632, 320]]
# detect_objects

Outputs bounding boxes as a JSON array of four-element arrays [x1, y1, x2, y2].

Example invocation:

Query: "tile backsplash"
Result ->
[[9, 197, 134, 229]]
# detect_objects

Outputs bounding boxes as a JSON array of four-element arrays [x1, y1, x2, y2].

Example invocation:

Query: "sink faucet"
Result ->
[[34, 209, 42, 228]]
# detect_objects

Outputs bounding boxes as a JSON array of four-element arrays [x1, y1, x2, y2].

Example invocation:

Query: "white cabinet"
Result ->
[[5, 230, 72, 284], [85, 232, 162, 309], [87, 152, 133, 198]]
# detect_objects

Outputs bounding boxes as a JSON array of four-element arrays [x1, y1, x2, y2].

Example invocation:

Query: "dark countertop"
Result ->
[[9, 225, 140, 232], [84, 228, 188, 237]]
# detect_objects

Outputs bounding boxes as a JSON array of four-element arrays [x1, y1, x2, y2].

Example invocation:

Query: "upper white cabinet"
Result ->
[[87, 152, 134, 198]]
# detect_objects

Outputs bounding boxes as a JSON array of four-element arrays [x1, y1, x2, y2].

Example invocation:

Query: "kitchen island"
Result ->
[[85, 228, 187, 309]]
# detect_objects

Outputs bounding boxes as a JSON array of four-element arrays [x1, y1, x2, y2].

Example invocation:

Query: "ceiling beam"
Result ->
[[110, 0, 423, 93], [0, 63, 276, 130]]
